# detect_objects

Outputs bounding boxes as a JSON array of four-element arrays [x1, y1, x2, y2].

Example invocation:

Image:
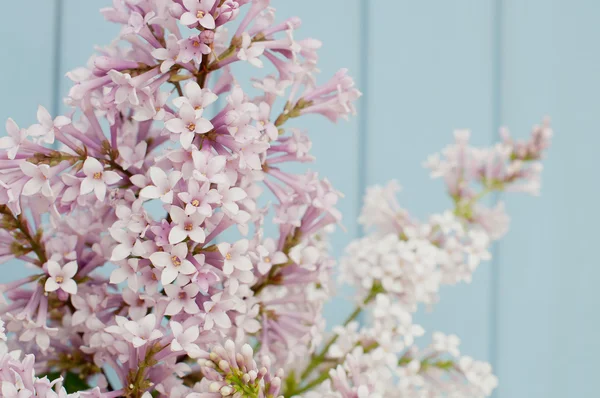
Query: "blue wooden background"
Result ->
[[1, 1, 597, 397]]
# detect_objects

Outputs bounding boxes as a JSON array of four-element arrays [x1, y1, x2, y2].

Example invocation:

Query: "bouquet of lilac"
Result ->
[[0, 1, 550, 397]]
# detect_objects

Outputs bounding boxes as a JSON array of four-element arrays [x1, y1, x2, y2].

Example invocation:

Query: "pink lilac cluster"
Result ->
[[331, 124, 551, 397], [0, 0, 550, 396], [0, 0, 360, 397]]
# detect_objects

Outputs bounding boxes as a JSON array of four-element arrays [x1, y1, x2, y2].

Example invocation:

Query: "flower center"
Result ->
[[184, 222, 193, 231], [192, 40, 200, 48], [196, 10, 205, 19], [178, 292, 187, 299], [171, 256, 182, 266], [191, 199, 200, 207], [93, 172, 103, 180], [195, 105, 202, 111], [264, 256, 271, 263], [55, 276, 64, 284], [225, 253, 232, 260], [186, 123, 196, 132]]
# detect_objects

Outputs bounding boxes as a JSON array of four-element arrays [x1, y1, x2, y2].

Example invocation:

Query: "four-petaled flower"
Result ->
[[28, 105, 71, 145], [170, 321, 202, 357], [149, 243, 197, 285], [123, 313, 163, 348], [20, 162, 54, 197], [140, 167, 182, 203], [0, 118, 28, 159], [80, 157, 122, 201], [151, 34, 181, 73], [45, 260, 78, 295], [217, 240, 253, 275], [169, 205, 206, 244], [172, 82, 218, 115], [256, 238, 288, 275], [180, 0, 216, 29], [165, 103, 214, 149], [237, 33, 265, 68], [164, 283, 201, 315]]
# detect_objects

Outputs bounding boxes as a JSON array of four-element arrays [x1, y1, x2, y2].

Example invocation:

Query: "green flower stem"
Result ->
[[0, 205, 47, 266], [286, 285, 382, 396]]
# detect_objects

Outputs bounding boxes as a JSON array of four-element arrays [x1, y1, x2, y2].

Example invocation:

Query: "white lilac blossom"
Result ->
[[0, 0, 549, 397]]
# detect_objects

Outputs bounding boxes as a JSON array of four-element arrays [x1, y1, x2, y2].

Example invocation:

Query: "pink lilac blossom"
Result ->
[[0, 0, 549, 397]]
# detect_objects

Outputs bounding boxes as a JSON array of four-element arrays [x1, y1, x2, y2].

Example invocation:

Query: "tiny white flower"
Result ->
[[80, 157, 122, 201], [44, 260, 78, 295]]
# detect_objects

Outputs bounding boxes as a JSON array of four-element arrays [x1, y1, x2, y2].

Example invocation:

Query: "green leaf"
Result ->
[[41, 372, 91, 393], [63, 372, 91, 393]]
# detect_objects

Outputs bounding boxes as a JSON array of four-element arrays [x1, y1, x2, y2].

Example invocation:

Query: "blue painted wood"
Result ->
[[58, 0, 120, 105], [497, 1, 600, 397], [0, 1, 58, 283], [366, 1, 497, 362], [0, 1, 58, 124]]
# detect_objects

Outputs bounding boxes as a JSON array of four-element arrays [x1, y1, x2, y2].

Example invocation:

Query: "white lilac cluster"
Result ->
[[0, 0, 550, 396], [326, 125, 551, 397]]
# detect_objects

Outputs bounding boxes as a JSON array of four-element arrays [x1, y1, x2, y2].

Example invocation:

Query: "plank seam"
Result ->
[[490, 0, 504, 396]]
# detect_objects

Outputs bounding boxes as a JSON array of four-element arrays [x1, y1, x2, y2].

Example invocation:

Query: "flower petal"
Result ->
[[60, 279, 78, 295]]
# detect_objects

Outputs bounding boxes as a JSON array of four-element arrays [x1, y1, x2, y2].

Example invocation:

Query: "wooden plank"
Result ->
[[367, 1, 496, 361], [497, 1, 600, 396], [58, 0, 120, 105]]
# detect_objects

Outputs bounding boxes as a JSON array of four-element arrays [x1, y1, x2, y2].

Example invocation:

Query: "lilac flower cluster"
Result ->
[[328, 125, 551, 397], [0, 0, 550, 396], [0, 0, 359, 396]]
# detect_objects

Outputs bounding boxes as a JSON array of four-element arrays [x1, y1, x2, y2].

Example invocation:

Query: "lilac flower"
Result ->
[[165, 103, 213, 149], [256, 238, 287, 275], [123, 313, 163, 348], [0, 119, 28, 159], [80, 157, 122, 201], [220, 186, 247, 216], [172, 81, 218, 114], [44, 260, 78, 295], [119, 141, 147, 170], [217, 240, 253, 276], [20, 162, 54, 197], [170, 321, 202, 357], [180, 0, 217, 29], [109, 258, 141, 290], [168, 205, 206, 244], [28, 106, 71, 145], [186, 150, 228, 184], [149, 242, 197, 284], [202, 292, 235, 330], [178, 34, 212, 63], [164, 283, 200, 315], [140, 167, 182, 203], [237, 33, 265, 68], [151, 34, 181, 73], [255, 102, 278, 140], [178, 179, 220, 216]]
